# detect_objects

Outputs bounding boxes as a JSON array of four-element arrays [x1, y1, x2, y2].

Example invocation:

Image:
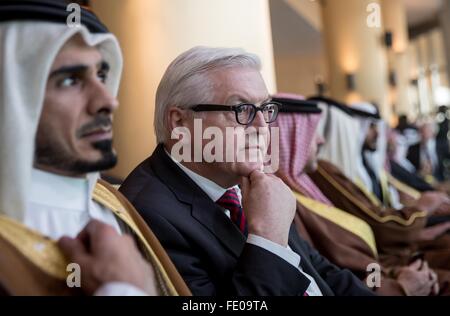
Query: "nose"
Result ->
[[316, 134, 325, 145], [248, 111, 269, 146], [250, 110, 268, 128], [87, 79, 119, 116]]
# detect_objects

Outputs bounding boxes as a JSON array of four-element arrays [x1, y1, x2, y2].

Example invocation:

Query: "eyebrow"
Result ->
[[229, 95, 271, 105], [260, 97, 272, 104], [49, 60, 110, 78]]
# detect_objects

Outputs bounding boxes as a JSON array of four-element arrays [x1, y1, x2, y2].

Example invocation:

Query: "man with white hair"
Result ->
[[120, 46, 373, 296], [0, 0, 189, 296]]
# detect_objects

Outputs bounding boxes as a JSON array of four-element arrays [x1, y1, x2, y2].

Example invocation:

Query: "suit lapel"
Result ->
[[148, 145, 336, 294], [149, 144, 245, 258], [191, 195, 246, 257]]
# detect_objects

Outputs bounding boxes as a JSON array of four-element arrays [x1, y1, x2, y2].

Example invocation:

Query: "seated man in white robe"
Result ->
[[0, 0, 189, 296]]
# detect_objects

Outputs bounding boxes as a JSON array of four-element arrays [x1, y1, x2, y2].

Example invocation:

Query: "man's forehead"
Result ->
[[226, 91, 270, 103], [209, 67, 268, 103], [51, 35, 102, 70]]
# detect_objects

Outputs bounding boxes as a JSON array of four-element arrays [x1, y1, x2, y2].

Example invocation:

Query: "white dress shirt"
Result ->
[[24, 168, 148, 296], [170, 155, 323, 296]]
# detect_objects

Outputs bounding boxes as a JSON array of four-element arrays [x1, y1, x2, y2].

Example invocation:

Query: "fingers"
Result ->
[[429, 269, 438, 283], [265, 173, 280, 180], [434, 192, 450, 207], [248, 169, 284, 185], [58, 236, 89, 264], [416, 265, 434, 295], [435, 202, 450, 215], [76, 220, 102, 244], [248, 169, 265, 183], [240, 176, 250, 207], [241, 176, 250, 193], [409, 259, 423, 270], [432, 282, 440, 296], [425, 272, 438, 296], [421, 224, 450, 241], [77, 220, 120, 254], [80, 220, 108, 239], [76, 225, 92, 251], [431, 223, 450, 236], [437, 223, 450, 234], [431, 270, 440, 295], [420, 261, 430, 274], [420, 262, 438, 294]]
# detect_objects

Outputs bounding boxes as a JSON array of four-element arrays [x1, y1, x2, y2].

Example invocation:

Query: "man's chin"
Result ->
[[72, 151, 118, 173]]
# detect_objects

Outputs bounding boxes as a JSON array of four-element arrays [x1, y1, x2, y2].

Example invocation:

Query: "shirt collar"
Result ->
[[165, 149, 238, 202], [29, 168, 99, 211]]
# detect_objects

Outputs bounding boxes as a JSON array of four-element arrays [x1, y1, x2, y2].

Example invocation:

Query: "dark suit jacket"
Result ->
[[390, 160, 434, 192], [120, 144, 374, 296], [407, 143, 421, 172], [407, 143, 444, 180]]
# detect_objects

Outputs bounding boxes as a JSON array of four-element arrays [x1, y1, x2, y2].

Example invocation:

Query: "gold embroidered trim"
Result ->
[[0, 215, 68, 280], [294, 193, 378, 257], [355, 178, 382, 207], [386, 173, 421, 200], [92, 183, 178, 296], [317, 165, 427, 226], [354, 173, 394, 208], [379, 171, 393, 207]]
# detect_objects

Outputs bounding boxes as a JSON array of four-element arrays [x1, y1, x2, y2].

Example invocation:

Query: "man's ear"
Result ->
[[167, 106, 189, 133]]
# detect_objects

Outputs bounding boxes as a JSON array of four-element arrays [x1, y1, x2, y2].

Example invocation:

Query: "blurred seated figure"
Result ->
[[436, 106, 450, 181], [407, 120, 444, 183], [273, 93, 443, 296], [387, 130, 434, 193], [0, 1, 189, 296], [306, 97, 450, 277], [388, 125, 450, 220], [396, 114, 417, 134]]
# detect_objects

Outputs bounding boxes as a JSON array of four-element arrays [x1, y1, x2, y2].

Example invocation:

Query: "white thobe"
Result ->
[[22, 168, 148, 296]]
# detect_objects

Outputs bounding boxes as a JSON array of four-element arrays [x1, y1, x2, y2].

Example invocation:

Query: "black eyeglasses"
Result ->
[[189, 101, 280, 125]]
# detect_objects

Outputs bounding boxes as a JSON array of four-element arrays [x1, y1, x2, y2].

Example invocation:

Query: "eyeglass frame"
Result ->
[[188, 101, 281, 125]]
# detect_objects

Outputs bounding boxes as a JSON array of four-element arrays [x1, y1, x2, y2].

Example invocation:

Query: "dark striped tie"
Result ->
[[217, 188, 248, 236]]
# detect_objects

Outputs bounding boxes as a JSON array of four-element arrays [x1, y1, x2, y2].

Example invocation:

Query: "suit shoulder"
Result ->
[[120, 162, 188, 220], [119, 159, 168, 203]]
